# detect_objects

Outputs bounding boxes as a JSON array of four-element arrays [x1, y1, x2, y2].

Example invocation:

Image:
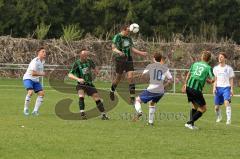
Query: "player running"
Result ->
[[213, 52, 234, 125], [110, 24, 147, 104], [133, 53, 173, 125], [182, 51, 215, 130], [68, 49, 109, 120], [23, 47, 46, 116]]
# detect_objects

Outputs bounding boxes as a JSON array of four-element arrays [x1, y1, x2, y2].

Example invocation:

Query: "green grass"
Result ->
[[0, 79, 240, 159]]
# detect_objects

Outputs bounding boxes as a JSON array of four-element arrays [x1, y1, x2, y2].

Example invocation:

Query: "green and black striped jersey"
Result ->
[[112, 33, 133, 58], [187, 61, 214, 92], [69, 59, 96, 84]]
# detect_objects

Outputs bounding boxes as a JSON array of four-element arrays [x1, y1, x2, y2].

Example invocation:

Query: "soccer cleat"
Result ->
[[216, 116, 222, 123], [32, 111, 39, 116], [110, 91, 115, 101], [23, 109, 29, 116], [80, 112, 87, 120], [132, 112, 143, 122], [185, 123, 195, 130], [192, 125, 198, 130], [101, 114, 110, 120], [226, 120, 231, 125]]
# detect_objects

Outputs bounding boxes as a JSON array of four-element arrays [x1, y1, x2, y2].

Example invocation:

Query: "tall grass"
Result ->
[[61, 24, 83, 42], [35, 22, 51, 40]]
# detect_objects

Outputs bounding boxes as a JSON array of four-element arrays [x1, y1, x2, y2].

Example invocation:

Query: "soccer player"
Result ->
[[23, 47, 46, 116], [68, 49, 109, 120], [182, 51, 215, 130], [133, 53, 173, 125], [110, 24, 147, 104], [213, 52, 234, 124]]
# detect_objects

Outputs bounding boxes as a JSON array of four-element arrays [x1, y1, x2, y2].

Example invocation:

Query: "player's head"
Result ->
[[153, 53, 162, 63], [37, 47, 46, 59], [201, 50, 211, 62], [218, 52, 227, 64], [79, 49, 89, 61], [120, 24, 130, 36]]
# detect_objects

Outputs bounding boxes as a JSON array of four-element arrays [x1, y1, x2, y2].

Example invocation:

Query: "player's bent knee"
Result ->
[[92, 93, 100, 101], [28, 90, 34, 96], [38, 91, 45, 97], [136, 96, 141, 102]]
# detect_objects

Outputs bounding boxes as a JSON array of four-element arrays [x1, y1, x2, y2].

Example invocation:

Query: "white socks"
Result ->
[[149, 106, 156, 124], [226, 105, 231, 121], [24, 95, 31, 110], [134, 100, 142, 114], [33, 96, 44, 112]]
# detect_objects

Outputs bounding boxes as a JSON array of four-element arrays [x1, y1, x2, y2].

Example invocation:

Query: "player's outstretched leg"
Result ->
[[23, 90, 34, 116], [110, 74, 122, 101], [225, 100, 231, 125], [93, 93, 109, 120], [32, 91, 44, 116], [185, 105, 206, 130], [133, 97, 143, 121], [127, 71, 135, 105]]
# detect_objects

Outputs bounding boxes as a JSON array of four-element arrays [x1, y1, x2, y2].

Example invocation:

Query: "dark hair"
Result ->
[[201, 50, 211, 62], [219, 52, 227, 59], [154, 53, 162, 62], [120, 24, 129, 31], [36, 47, 45, 54]]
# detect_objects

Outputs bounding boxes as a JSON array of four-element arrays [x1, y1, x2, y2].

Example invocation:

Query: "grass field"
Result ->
[[0, 78, 240, 159]]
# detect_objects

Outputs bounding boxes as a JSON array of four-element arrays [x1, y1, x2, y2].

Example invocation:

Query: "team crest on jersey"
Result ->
[[82, 67, 89, 74], [123, 39, 130, 47]]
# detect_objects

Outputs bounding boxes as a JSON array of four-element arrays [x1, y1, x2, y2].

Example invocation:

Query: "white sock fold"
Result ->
[[135, 100, 142, 114], [33, 96, 44, 112], [226, 106, 231, 121], [24, 95, 31, 110], [149, 106, 156, 124]]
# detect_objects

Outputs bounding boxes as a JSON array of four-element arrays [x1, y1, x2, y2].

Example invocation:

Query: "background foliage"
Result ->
[[0, 0, 239, 43]]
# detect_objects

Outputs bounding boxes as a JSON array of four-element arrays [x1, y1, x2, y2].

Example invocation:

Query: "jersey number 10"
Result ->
[[153, 69, 163, 81]]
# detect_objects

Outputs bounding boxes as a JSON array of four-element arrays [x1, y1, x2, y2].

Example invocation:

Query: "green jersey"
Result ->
[[187, 61, 214, 91], [69, 59, 96, 84], [112, 33, 133, 58]]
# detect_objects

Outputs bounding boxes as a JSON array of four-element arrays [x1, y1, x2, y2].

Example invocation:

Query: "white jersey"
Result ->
[[143, 62, 172, 93], [23, 57, 45, 82], [213, 64, 234, 87]]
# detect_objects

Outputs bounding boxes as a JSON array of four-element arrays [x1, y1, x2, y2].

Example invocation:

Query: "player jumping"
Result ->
[[133, 53, 173, 125], [213, 52, 234, 125], [183, 51, 215, 130], [110, 24, 147, 104]]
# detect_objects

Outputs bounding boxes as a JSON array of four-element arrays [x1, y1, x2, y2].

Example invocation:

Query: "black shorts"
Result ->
[[76, 83, 98, 96], [186, 87, 206, 107], [115, 56, 134, 74]]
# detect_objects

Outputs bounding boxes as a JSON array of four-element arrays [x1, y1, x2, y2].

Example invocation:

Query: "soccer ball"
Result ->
[[129, 23, 139, 33]]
